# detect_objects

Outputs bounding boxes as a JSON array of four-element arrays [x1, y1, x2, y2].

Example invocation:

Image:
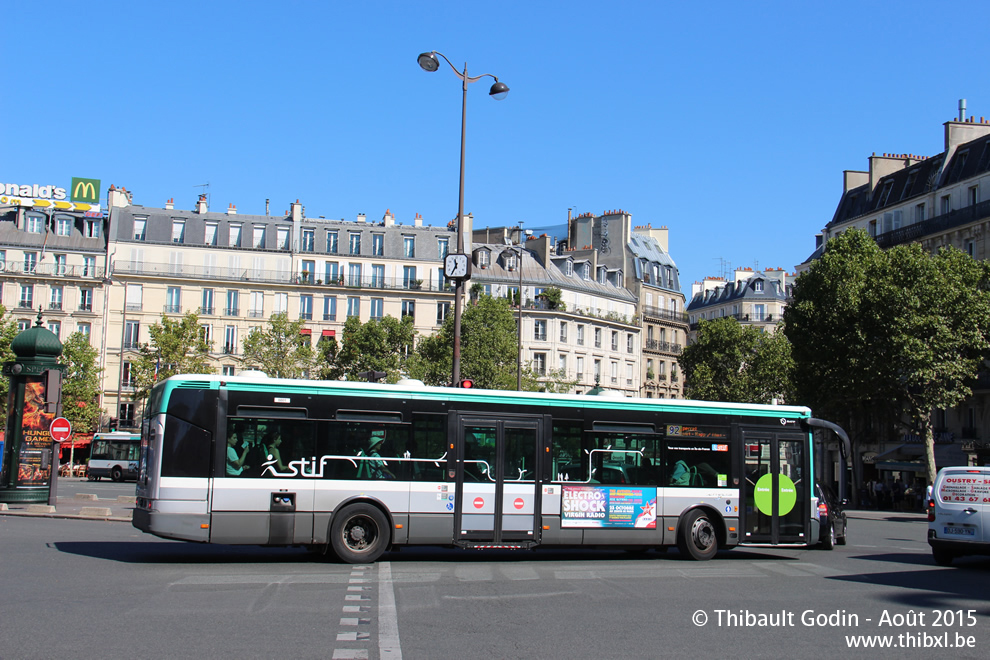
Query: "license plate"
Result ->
[[943, 526, 975, 536]]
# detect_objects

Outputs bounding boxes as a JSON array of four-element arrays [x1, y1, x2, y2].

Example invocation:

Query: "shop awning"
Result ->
[[875, 443, 925, 462], [57, 433, 93, 451], [875, 460, 926, 473], [322, 330, 335, 337]]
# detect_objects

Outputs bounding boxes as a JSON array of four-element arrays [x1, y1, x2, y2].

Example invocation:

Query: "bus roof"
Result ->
[[147, 374, 812, 420]]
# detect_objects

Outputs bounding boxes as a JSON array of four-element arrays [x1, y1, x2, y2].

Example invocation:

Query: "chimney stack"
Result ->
[[196, 194, 208, 214], [164, 198, 174, 210], [414, 213, 423, 227], [226, 203, 237, 215]]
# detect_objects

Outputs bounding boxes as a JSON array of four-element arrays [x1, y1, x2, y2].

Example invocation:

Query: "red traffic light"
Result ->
[[458, 379, 474, 389]]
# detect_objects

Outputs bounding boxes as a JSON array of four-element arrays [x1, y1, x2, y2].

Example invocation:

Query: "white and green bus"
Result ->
[[88, 432, 141, 482], [133, 375, 848, 563]]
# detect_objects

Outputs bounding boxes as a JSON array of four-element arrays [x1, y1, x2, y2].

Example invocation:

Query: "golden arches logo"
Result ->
[[70, 177, 100, 204]]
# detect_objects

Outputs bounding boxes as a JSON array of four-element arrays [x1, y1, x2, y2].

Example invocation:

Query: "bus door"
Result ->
[[739, 428, 809, 545], [451, 413, 548, 547]]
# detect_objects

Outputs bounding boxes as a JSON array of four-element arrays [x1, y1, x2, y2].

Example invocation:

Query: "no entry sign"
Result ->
[[49, 417, 72, 442]]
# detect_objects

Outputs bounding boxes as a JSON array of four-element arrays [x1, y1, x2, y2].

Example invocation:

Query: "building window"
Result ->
[[27, 214, 44, 233], [324, 296, 337, 321], [371, 264, 385, 288], [301, 260, 315, 284], [224, 326, 237, 354], [325, 261, 340, 284], [438, 237, 449, 259], [403, 266, 418, 289], [533, 352, 547, 376], [253, 226, 266, 248], [119, 403, 135, 427], [610, 361, 618, 384], [611, 331, 618, 351], [250, 291, 264, 317], [24, 252, 37, 273], [165, 287, 181, 314], [626, 363, 634, 386], [627, 334, 634, 353], [54, 254, 67, 275], [222, 365, 236, 376], [300, 294, 313, 320], [349, 232, 362, 255], [56, 216, 73, 236], [277, 227, 290, 250], [124, 284, 143, 313], [577, 325, 585, 346], [594, 328, 602, 348], [370, 298, 384, 319], [226, 290, 239, 316], [17, 320, 30, 332], [85, 219, 100, 238], [79, 288, 93, 312], [327, 230, 339, 254], [941, 195, 951, 215], [274, 292, 288, 314], [559, 322, 568, 342], [121, 361, 134, 388], [372, 234, 384, 256], [403, 236, 415, 258], [302, 228, 315, 252], [437, 302, 450, 324], [201, 288, 215, 315], [479, 251, 490, 268], [348, 263, 362, 287], [576, 356, 585, 381], [19, 284, 33, 308], [133, 218, 148, 240], [401, 300, 415, 320], [205, 222, 218, 246], [124, 321, 140, 349], [169, 220, 184, 243], [754, 280, 764, 292], [534, 320, 547, 341], [229, 223, 242, 247], [969, 186, 979, 206], [77, 322, 91, 341], [558, 354, 567, 374], [754, 304, 766, 321], [347, 296, 360, 318], [200, 324, 212, 344], [83, 256, 96, 277], [565, 261, 573, 276]]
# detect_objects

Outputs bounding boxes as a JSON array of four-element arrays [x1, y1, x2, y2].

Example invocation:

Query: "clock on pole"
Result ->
[[443, 253, 471, 280]]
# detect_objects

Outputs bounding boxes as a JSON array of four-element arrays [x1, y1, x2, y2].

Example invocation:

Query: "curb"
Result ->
[[0, 509, 132, 522]]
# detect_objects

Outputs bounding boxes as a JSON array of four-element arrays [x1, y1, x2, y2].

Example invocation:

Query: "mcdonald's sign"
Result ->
[[70, 177, 100, 204]]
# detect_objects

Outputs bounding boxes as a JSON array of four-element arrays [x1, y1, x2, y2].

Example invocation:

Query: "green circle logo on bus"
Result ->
[[754, 473, 797, 516]]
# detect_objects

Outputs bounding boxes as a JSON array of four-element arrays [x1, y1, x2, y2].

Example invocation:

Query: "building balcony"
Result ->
[[644, 339, 684, 354], [199, 306, 215, 316], [299, 312, 313, 320], [875, 199, 990, 249], [78, 304, 93, 312], [641, 305, 689, 324], [222, 345, 236, 355], [18, 300, 34, 309], [248, 310, 265, 318], [323, 313, 336, 321], [164, 304, 182, 314], [224, 308, 239, 317], [0, 260, 106, 279], [48, 302, 63, 311]]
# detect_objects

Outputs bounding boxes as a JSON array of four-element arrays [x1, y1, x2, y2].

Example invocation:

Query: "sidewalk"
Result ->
[[845, 508, 928, 521], [0, 492, 134, 522]]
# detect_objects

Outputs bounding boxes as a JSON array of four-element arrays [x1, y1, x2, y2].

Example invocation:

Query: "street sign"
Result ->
[[49, 417, 72, 443]]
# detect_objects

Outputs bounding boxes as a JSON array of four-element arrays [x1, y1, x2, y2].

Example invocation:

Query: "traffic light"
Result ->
[[458, 379, 474, 389]]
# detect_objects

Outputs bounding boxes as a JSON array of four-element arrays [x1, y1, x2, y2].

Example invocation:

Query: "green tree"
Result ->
[[315, 334, 345, 381], [411, 295, 520, 389], [785, 229, 990, 485], [539, 287, 566, 311], [334, 315, 417, 382], [131, 312, 215, 399], [241, 312, 314, 378], [679, 317, 794, 403], [57, 332, 104, 434], [0, 306, 19, 430]]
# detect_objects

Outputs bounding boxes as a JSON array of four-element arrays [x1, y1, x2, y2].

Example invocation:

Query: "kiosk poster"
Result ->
[[561, 485, 657, 528], [15, 378, 54, 488]]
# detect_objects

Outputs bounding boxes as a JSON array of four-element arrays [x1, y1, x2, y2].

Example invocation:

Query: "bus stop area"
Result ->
[[0, 483, 134, 522]]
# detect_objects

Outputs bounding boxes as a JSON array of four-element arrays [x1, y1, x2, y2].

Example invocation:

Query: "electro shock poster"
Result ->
[[561, 485, 657, 528]]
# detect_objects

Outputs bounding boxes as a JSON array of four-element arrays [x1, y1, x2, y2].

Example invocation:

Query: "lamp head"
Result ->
[[417, 52, 440, 72], [489, 80, 509, 100]]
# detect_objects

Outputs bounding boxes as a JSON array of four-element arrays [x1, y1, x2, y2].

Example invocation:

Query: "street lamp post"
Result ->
[[513, 224, 531, 391], [418, 51, 508, 386]]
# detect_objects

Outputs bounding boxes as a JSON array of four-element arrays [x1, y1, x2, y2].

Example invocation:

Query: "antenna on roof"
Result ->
[[194, 182, 210, 210]]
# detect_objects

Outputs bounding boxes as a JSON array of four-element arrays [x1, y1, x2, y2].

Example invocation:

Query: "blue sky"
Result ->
[[5, 1, 990, 293]]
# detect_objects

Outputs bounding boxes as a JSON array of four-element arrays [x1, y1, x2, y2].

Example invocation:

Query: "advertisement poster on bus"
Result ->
[[561, 485, 657, 528], [15, 379, 54, 488]]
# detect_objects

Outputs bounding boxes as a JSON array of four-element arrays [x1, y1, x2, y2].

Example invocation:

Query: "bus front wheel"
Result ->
[[111, 466, 123, 482], [677, 509, 718, 561], [330, 503, 390, 564]]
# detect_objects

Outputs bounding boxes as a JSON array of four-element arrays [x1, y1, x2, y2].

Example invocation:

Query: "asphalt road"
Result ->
[[0, 511, 986, 659]]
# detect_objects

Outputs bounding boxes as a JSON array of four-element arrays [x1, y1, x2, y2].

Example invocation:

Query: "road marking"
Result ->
[[379, 562, 402, 660], [443, 591, 578, 601]]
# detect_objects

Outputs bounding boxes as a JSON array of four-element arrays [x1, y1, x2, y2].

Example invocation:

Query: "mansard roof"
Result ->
[[686, 271, 789, 311]]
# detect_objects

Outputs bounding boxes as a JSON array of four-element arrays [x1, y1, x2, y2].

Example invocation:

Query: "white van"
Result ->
[[927, 465, 990, 566]]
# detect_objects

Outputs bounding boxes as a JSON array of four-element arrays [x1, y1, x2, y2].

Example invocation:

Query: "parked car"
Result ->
[[815, 482, 848, 549], [928, 466, 990, 566]]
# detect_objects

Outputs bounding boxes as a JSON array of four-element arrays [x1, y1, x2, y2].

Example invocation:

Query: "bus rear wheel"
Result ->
[[677, 509, 718, 561], [330, 503, 390, 564], [111, 466, 123, 482]]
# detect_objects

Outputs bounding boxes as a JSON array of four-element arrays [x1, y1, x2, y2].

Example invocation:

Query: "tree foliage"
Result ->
[[332, 315, 417, 383], [57, 332, 104, 434], [410, 295, 521, 389], [679, 317, 794, 404], [785, 229, 990, 485], [131, 312, 215, 399], [241, 312, 314, 379], [0, 306, 19, 430]]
